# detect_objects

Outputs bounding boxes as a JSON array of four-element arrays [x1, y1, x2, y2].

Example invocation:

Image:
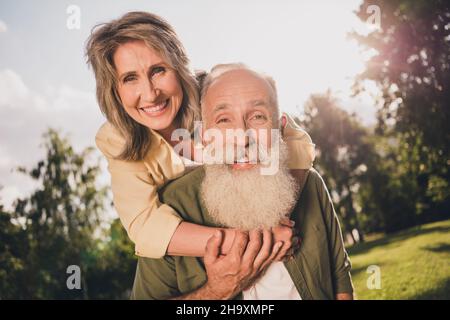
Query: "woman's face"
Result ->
[[114, 40, 183, 132]]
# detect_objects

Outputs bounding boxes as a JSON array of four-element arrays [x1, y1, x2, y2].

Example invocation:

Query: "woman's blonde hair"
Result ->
[[86, 11, 200, 161]]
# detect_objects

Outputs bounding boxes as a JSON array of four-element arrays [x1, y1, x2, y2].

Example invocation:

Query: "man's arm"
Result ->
[[314, 170, 354, 299], [170, 283, 225, 300], [131, 255, 181, 300]]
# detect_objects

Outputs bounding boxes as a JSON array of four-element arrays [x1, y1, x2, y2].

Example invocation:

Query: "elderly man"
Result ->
[[131, 64, 354, 300]]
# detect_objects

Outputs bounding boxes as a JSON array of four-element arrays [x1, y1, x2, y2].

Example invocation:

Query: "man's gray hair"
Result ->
[[200, 63, 280, 123]]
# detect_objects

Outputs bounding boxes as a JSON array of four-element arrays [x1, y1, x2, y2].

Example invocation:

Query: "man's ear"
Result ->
[[200, 126, 207, 147], [281, 114, 287, 128], [279, 113, 287, 137]]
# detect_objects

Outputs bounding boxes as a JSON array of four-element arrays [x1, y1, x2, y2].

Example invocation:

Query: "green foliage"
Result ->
[[299, 0, 450, 237], [353, 0, 449, 146], [85, 219, 136, 299], [301, 90, 449, 235], [352, 0, 450, 225], [0, 129, 136, 299], [300, 92, 377, 240], [0, 205, 28, 297]]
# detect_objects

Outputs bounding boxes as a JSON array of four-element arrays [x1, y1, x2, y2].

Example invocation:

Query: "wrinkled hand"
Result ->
[[202, 229, 283, 300]]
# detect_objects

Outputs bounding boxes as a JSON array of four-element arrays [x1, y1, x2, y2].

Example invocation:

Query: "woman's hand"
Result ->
[[271, 217, 301, 261]]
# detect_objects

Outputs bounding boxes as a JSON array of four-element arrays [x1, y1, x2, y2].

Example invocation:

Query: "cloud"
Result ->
[[0, 69, 104, 151], [0, 68, 108, 210], [0, 20, 7, 33], [0, 185, 21, 208], [0, 69, 29, 106]]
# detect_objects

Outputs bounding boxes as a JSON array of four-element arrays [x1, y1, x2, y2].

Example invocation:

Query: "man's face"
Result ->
[[202, 69, 277, 170], [200, 69, 298, 230]]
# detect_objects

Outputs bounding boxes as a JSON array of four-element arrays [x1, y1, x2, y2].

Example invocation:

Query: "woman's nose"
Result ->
[[139, 78, 159, 102]]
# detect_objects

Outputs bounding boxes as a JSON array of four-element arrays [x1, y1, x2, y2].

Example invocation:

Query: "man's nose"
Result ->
[[234, 118, 251, 149], [235, 117, 250, 132]]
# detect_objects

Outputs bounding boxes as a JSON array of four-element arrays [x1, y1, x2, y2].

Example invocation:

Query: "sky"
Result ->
[[0, 0, 378, 213]]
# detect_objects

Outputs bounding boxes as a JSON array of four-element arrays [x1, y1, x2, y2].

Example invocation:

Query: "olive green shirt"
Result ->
[[131, 167, 353, 300]]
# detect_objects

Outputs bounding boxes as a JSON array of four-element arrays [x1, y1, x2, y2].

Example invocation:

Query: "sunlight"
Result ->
[[178, 0, 371, 115]]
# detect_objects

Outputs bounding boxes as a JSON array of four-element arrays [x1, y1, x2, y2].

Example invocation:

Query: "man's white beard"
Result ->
[[200, 140, 299, 230]]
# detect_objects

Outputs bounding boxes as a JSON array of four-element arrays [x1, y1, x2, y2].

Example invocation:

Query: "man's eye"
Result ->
[[217, 118, 230, 124], [251, 114, 267, 121]]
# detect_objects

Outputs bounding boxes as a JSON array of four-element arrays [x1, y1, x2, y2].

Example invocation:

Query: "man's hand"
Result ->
[[336, 293, 354, 300], [202, 229, 282, 299], [170, 228, 284, 300]]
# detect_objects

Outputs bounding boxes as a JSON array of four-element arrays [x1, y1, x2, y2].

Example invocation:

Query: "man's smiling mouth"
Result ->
[[234, 157, 250, 164]]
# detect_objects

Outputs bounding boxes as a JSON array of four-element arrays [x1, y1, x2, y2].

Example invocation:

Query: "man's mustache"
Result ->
[[219, 139, 272, 165]]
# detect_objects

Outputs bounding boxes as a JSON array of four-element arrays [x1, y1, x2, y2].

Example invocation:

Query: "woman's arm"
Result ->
[[168, 221, 297, 258], [96, 123, 236, 258], [167, 222, 235, 256], [96, 122, 299, 259], [96, 124, 181, 258]]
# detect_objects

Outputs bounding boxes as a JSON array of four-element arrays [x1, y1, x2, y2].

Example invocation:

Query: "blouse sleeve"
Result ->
[[95, 123, 182, 259], [281, 112, 316, 170]]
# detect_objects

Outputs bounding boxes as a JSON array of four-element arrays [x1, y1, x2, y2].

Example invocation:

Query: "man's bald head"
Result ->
[[200, 63, 280, 129]]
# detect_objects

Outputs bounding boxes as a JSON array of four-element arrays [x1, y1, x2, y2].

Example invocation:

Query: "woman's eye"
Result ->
[[123, 75, 137, 83], [151, 66, 166, 76]]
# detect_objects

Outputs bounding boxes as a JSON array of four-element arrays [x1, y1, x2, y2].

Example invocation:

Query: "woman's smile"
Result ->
[[139, 99, 170, 117]]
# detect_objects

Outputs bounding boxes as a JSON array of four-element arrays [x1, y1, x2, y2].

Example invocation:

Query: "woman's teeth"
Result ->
[[141, 100, 168, 113]]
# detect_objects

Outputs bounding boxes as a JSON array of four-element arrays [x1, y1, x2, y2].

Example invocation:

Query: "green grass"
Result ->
[[347, 219, 450, 299]]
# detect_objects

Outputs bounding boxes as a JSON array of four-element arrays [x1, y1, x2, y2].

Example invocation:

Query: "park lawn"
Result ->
[[347, 219, 450, 300]]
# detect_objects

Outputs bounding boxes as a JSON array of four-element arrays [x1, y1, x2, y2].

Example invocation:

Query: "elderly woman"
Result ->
[[85, 11, 315, 260]]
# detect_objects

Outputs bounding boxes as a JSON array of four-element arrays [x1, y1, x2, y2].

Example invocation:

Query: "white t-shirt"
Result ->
[[181, 156, 202, 172], [243, 261, 302, 300]]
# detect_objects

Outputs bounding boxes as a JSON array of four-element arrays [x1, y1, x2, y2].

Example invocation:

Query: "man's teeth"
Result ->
[[141, 101, 167, 113]]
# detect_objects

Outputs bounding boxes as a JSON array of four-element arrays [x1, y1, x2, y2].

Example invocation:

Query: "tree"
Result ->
[[85, 219, 136, 299], [300, 91, 379, 242], [0, 203, 28, 298], [352, 0, 450, 223], [0, 129, 139, 298], [9, 129, 109, 298]]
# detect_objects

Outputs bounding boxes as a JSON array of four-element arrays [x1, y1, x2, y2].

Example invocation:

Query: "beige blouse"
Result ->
[[95, 112, 315, 258]]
